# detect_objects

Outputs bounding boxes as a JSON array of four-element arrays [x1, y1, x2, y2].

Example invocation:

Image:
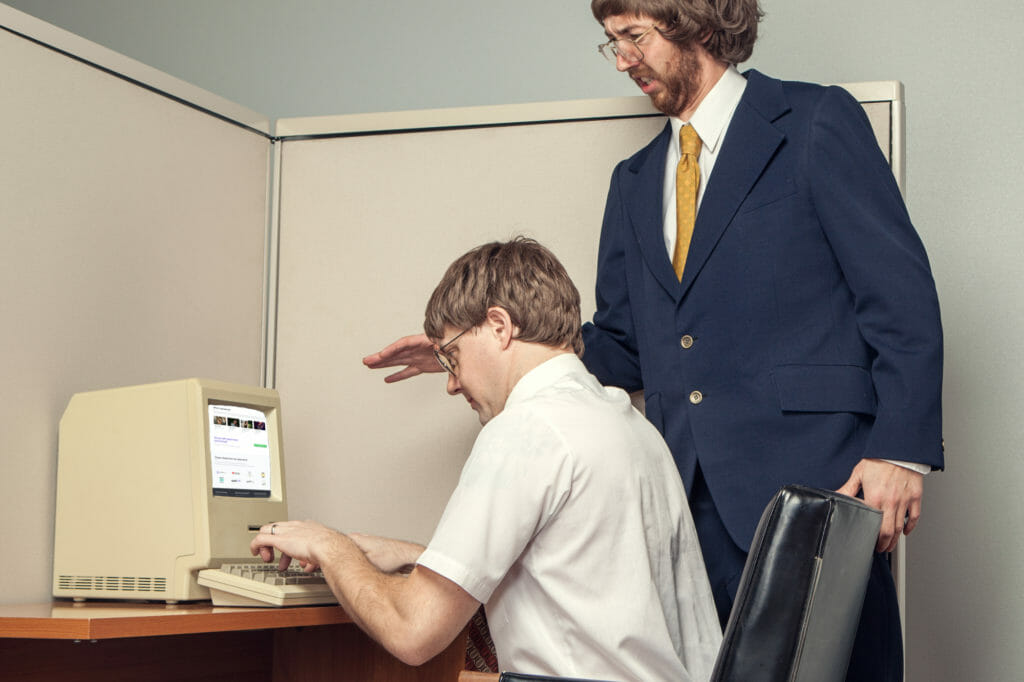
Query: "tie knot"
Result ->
[[680, 125, 701, 157]]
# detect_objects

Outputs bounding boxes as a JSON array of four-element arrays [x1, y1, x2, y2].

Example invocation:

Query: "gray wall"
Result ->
[[4, 1, 1023, 680]]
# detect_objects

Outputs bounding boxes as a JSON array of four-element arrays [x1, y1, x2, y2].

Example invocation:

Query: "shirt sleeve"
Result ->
[[417, 405, 574, 603]]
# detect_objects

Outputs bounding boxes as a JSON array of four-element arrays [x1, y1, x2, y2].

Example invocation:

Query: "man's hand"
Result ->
[[251, 520, 342, 571], [362, 334, 441, 383], [837, 459, 924, 553]]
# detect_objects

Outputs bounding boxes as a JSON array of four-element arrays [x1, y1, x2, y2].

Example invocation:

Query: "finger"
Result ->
[[363, 335, 427, 365], [881, 496, 907, 553], [251, 531, 268, 553], [836, 473, 861, 498], [362, 352, 395, 368], [277, 553, 293, 572], [250, 541, 274, 562], [904, 496, 922, 535], [880, 535, 897, 554], [384, 366, 424, 383], [886, 522, 901, 553], [888, 507, 906, 553], [252, 522, 285, 556], [876, 505, 897, 553]]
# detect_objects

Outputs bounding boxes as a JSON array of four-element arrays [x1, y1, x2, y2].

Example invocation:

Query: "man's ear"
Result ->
[[485, 306, 518, 350]]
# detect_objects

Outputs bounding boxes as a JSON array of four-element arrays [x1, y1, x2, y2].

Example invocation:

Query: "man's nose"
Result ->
[[446, 372, 461, 396], [616, 50, 641, 72]]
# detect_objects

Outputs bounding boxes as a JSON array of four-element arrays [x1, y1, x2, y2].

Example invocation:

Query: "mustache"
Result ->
[[629, 65, 656, 79]]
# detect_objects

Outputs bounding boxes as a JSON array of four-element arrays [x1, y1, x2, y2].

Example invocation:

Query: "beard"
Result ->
[[632, 41, 702, 117]]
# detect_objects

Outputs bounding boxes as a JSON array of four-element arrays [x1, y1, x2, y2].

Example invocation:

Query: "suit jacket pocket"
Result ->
[[736, 176, 797, 215], [771, 364, 877, 415]]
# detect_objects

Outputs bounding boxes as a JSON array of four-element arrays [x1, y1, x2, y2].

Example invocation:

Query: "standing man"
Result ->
[[583, 1, 942, 680], [364, 3, 943, 680], [260, 238, 722, 681]]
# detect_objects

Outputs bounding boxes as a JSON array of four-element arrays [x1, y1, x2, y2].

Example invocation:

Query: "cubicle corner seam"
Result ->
[[0, 18, 271, 140]]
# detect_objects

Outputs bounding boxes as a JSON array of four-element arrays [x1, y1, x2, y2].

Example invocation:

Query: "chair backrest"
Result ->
[[710, 485, 881, 682]]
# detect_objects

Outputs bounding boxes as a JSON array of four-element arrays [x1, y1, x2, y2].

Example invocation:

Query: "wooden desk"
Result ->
[[0, 601, 466, 681]]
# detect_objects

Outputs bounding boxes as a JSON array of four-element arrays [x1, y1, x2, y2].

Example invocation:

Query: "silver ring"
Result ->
[[271, 524, 277, 535]]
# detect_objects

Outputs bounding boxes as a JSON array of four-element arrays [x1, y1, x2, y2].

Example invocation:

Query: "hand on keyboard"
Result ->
[[197, 562, 339, 607]]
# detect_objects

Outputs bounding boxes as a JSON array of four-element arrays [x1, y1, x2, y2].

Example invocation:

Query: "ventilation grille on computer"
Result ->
[[57, 575, 168, 593]]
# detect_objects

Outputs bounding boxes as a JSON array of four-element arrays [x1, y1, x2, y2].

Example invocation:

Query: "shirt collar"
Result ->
[[504, 353, 587, 408], [669, 65, 747, 154]]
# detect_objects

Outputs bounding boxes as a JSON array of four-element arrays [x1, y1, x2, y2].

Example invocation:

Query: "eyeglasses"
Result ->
[[434, 328, 471, 375], [597, 24, 659, 65]]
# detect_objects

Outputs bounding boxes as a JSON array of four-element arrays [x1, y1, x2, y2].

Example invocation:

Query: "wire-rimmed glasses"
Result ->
[[434, 328, 471, 375], [597, 24, 658, 65]]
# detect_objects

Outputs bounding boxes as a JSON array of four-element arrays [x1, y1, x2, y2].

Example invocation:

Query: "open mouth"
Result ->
[[631, 72, 657, 93]]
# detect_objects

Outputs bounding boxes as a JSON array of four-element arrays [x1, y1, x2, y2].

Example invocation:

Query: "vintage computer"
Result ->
[[52, 378, 332, 605]]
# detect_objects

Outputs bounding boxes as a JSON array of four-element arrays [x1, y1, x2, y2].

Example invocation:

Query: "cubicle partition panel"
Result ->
[[271, 104, 665, 542], [0, 3, 905, 610], [1, 7, 271, 604]]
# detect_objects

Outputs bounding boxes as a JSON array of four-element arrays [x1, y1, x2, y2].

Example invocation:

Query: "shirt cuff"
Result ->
[[882, 459, 931, 475]]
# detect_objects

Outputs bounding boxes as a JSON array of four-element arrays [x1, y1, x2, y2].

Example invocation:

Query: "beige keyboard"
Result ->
[[198, 562, 339, 607]]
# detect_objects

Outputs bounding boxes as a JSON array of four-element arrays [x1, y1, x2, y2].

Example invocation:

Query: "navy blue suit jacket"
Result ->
[[581, 70, 944, 550]]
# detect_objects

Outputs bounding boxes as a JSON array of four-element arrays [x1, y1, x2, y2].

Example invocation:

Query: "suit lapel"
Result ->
[[623, 122, 682, 299], [679, 71, 791, 299]]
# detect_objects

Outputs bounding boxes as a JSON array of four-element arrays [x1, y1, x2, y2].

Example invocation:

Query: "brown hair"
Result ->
[[591, 0, 763, 64], [424, 237, 583, 355]]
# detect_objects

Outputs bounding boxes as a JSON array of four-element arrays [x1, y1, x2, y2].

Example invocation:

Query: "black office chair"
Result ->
[[460, 485, 881, 682]]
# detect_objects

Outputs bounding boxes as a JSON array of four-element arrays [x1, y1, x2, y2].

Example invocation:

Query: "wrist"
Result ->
[[312, 530, 356, 568]]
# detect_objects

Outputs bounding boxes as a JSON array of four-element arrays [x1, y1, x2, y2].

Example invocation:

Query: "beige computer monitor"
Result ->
[[52, 378, 287, 603]]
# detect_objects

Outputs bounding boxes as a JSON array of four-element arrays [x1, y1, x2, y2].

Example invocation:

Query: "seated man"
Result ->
[[251, 237, 721, 681]]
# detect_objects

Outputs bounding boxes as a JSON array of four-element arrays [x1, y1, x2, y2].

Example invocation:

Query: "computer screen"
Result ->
[[209, 401, 272, 498], [53, 378, 288, 603]]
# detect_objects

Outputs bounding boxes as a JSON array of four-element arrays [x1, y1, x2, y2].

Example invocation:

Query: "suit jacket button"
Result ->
[[689, 390, 703, 404], [680, 334, 694, 349]]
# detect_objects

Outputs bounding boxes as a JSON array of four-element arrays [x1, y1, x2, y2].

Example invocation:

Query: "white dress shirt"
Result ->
[[418, 354, 722, 681]]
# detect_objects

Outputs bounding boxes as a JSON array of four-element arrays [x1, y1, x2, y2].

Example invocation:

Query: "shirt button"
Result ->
[[689, 390, 703, 404], [680, 334, 694, 349]]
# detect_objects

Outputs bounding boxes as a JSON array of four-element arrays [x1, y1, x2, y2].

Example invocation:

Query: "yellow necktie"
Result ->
[[673, 125, 702, 280]]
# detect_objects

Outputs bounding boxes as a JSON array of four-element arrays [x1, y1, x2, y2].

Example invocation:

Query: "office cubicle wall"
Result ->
[[271, 103, 665, 541], [0, 1, 903, 604], [270, 83, 902, 545], [0, 7, 271, 604]]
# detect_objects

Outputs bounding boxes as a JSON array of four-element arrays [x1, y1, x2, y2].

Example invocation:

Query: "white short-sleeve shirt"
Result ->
[[418, 354, 721, 681]]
